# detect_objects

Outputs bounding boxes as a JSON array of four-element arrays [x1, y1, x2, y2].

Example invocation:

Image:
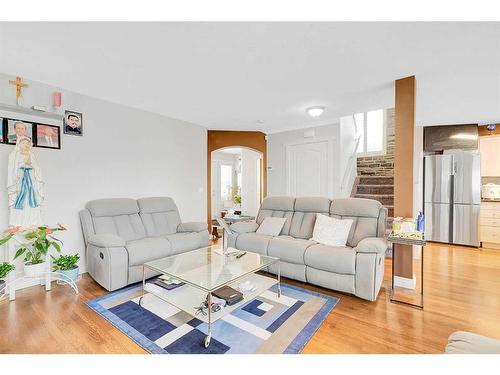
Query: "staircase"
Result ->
[[352, 176, 394, 218]]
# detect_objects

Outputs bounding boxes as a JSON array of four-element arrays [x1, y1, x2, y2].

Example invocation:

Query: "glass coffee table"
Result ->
[[140, 246, 280, 347]]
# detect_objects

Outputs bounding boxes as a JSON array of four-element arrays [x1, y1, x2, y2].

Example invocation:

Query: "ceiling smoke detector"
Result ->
[[306, 106, 325, 118]]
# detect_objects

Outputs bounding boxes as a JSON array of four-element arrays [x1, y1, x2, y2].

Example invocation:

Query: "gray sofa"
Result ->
[[446, 331, 500, 354], [227, 196, 388, 301], [80, 197, 209, 291]]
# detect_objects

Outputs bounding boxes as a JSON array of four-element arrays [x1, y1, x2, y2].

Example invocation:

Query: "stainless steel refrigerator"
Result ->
[[424, 152, 481, 247]]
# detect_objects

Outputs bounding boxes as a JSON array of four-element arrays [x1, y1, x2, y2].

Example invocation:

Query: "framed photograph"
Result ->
[[0, 117, 4, 143], [63, 110, 83, 136], [6, 119, 34, 145], [36, 124, 61, 149]]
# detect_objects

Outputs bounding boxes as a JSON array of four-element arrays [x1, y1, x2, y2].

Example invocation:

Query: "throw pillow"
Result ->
[[256, 217, 287, 236], [311, 213, 353, 247]]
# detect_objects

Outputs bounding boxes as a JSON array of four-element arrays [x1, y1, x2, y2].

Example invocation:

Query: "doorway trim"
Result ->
[[207, 130, 267, 228]]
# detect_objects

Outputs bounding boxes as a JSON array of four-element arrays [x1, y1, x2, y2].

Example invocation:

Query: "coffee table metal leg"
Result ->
[[139, 266, 146, 306], [277, 262, 281, 298], [205, 292, 212, 348]]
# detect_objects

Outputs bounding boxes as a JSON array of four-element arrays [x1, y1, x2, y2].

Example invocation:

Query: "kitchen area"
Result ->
[[423, 123, 500, 250]]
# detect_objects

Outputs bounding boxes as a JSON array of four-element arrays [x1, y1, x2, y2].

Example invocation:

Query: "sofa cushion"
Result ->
[[256, 196, 295, 236], [165, 231, 208, 255], [268, 237, 316, 264], [235, 232, 273, 255], [256, 217, 287, 236], [126, 237, 172, 266], [311, 214, 353, 247], [138, 197, 182, 236], [330, 198, 383, 247], [93, 214, 146, 242], [304, 244, 356, 275], [86, 198, 139, 217], [289, 197, 331, 239]]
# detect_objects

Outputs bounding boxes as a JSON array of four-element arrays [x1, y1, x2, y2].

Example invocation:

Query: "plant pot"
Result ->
[[24, 262, 46, 278], [57, 266, 79, 283]]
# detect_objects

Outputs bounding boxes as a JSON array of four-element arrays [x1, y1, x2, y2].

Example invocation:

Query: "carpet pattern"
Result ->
[[86, 283, 338, 354]]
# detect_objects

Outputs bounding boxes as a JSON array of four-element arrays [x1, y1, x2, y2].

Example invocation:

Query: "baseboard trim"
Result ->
[[394, 275, 416, 290]]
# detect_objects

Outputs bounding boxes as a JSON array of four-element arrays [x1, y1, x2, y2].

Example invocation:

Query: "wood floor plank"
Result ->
[[1, 242, 499, 354]]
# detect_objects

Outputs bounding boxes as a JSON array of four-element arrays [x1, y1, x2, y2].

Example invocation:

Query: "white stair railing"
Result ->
[[340, 114, 361, 192]]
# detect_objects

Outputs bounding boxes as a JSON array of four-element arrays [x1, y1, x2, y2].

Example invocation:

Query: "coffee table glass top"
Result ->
[[144, 246, 278, 293]]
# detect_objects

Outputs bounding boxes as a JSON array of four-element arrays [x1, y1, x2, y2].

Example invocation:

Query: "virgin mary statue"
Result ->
[[7, 136, 44, 228]]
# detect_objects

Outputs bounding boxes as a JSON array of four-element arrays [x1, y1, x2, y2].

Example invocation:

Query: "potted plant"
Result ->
[[1, 224, 66, 277], [52, 253, 80, 283], [0, 262, 15, 295]]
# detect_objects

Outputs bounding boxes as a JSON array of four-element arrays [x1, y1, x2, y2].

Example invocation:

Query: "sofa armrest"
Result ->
[[177, 222, 207, 233], [229, 221, 259, 234], [354, 237, 388, 254], [87, 233, 126, 247], [446, 331, 500, 354]]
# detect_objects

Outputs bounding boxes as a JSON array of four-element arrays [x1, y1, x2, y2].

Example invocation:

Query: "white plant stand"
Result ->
[[0, 271, 78, 302]]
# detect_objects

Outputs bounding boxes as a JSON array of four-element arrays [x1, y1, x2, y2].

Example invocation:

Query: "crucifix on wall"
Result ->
[[8, 76, 28, 105]]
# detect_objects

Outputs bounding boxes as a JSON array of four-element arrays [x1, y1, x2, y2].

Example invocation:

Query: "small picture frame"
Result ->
[[63, 110, 83, 136], [35, 123, 61, 149], [6, 119, 34, 145]]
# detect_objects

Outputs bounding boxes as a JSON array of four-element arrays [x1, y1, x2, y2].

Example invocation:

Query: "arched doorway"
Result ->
[[207, 130, 267, 229]]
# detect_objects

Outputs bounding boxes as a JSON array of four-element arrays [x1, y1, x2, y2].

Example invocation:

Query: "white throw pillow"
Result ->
[[256, 217, 287, 236], [311, 213, 353, 247]]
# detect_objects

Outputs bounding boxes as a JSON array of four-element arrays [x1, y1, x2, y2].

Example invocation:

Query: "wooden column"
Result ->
[[394, 76, 416, 279]]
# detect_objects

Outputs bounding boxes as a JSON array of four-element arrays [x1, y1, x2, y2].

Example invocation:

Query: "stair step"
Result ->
[[355, 194, 394, 206], [359, 176, 394, 185], [356, 184, 394, 195]]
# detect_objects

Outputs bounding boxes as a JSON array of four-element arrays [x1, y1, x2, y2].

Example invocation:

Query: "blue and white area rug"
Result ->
[[86, 283, 338, 354]]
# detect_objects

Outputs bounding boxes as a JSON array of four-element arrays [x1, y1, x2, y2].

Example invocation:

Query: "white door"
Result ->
[[287, 141, 328, 196]]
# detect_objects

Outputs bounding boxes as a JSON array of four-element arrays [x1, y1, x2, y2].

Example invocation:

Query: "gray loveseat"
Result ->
[[227, 196, 387, 301], [80, 197, 209, 291]]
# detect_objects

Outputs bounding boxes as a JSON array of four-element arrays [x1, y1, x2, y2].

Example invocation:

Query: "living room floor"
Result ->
[[1, 242, 499, 354]]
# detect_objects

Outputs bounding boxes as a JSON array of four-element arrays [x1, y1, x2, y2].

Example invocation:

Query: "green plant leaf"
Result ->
[[14, 247, 27, 260], [51, 241, 61, 252]]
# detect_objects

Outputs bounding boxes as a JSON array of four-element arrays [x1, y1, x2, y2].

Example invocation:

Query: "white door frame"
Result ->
[[285, 138, 334, 197]]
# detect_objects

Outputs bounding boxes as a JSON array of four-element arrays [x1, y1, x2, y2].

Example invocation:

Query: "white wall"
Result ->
[[0, 73, 207, 277], [241, 148, 261, 217], [267, 122, 357, 198]]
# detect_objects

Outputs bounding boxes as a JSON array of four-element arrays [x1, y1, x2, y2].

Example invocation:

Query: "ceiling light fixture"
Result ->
[[306, 106, 325, 118]]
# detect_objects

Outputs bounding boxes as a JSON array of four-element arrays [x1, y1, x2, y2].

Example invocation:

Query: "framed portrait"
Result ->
[[35, 124, 61, 149], [63, 110, 83, 136], [6, 119, 34, 145], [0, 117, 4, 143]]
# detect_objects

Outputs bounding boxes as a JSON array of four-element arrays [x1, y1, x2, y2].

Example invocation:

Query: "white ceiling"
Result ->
[[1, 22, 499, 133]]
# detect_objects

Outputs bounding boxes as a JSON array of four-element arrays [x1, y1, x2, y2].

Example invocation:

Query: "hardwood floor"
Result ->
[[1, 242, 500, 354]]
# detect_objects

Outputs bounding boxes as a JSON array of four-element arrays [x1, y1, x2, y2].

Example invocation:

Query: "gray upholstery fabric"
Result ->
[[230, 221, 259, 234], [126, 237, 172, 266], [354, 252, 384, 301], [235, 233, 272, 255], [289, 197, 330, 239], [445, 331, 500, 354], [268, 262, 307, 282], [81, 196, 210, 291], [87, 233, 126, 247], [306, 266, 355, 294], [268, 237, 315, 264], [92, 213, 146, 242], [86, 198, 140, 217], [165, 231, 208, 255], [177, 222, 207, 233], [304, 244, 356, 274], [139, 197, 182, 236], [256, 196, 295, 236], [354, 237, 388, 254], [330, 198, 383, 247], [87, 244, 129, 291], [228, 196, 387, 301]]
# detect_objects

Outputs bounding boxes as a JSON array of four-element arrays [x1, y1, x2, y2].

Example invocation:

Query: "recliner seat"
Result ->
[[80, 197, 209, 291], [228, 196, 387, 301]]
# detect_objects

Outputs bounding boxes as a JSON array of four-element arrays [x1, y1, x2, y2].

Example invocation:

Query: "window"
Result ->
[[220, 164, 233, 201], [356, 109, 386, 156]]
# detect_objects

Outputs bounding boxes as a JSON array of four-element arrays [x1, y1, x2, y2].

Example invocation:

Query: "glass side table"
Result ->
[[387, 235, 426, 309]]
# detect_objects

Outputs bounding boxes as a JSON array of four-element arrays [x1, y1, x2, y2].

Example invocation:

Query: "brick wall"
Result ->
[[357, 108, 395, 176]]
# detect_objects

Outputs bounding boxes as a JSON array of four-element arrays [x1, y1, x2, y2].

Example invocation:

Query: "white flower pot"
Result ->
[[24, 262, 46, 278]]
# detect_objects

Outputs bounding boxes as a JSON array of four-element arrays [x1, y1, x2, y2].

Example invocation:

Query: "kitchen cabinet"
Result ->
[[479, 136, 500, 176], [480, 202, 500, 249]]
